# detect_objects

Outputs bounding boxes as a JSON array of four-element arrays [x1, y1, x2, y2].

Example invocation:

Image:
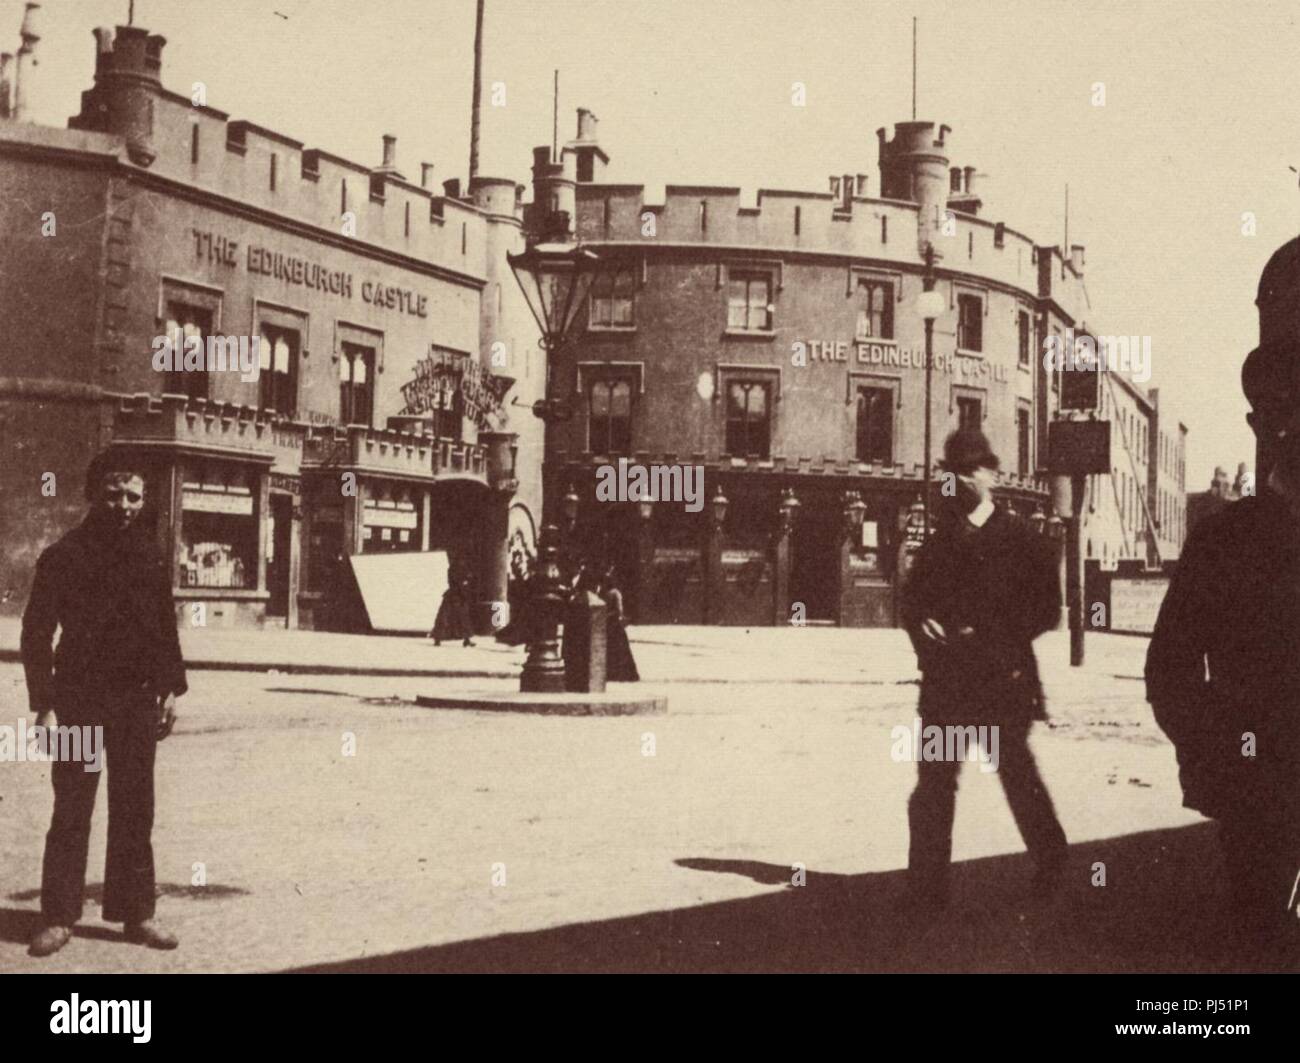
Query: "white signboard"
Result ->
[[1110, 578, 1169, 634], [182, 490, 254, 515], [362, 505, 419, 529], [349, 550, 449, 633]]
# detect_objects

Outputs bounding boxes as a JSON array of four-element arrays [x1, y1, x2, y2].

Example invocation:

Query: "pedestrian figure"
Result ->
[[431, 563, 475, 647], [1146, 343, 1300, 963], [493, 549, 533, 647], [21, 452, 187, 958], [900, 429, 1067, 908], [599, 564, 639, 682]]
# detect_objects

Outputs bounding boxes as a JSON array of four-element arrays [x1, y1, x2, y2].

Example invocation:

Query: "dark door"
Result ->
[[790, 499, 840, 622], [267, 493, 293, 617]]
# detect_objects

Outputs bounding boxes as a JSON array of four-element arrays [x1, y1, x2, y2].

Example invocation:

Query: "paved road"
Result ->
[[1, 627, 1252, 973]]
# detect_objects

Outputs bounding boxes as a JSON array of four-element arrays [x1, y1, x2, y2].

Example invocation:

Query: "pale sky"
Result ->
[[9, 0, 1299, 488]]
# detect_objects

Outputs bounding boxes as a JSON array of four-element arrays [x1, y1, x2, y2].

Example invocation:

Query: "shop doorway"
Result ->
[[790, 499, 840, 622], [267, 493, 293, 618]]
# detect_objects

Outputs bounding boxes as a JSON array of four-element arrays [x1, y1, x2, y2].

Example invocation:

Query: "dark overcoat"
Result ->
[[1146, 490, 1300, 820], [21, 517, 188, 713], [901, 506, 1061, 725]]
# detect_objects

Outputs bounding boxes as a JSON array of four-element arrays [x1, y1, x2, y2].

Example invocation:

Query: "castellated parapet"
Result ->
[[65, 24, 524, 283]]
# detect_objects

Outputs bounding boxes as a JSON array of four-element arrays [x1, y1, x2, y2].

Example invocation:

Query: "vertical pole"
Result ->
[[469, 0, 484, 183], [1067, 472, 1086, 665], [911, 16, 917, 121], [921, 244, 936, 539], [552, 70, 559, 164]]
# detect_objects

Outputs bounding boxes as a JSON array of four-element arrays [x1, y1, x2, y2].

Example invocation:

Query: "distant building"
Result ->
[[0, 22, 544, 631], [533, 110, 1188, 625], [1186, 463, 1251, 536]]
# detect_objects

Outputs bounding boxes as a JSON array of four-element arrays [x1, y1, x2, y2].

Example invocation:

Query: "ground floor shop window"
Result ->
[[179, 470, 257, 588], [361, 489, 422, 552]]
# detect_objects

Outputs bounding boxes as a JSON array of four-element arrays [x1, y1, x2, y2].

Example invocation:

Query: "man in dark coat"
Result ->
[[901, 429, 1067, 907], [21, 452, 187, 957], [1146, 345, 1300, 958]]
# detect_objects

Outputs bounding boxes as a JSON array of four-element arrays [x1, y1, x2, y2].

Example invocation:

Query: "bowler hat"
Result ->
[[941, 428, 999, 473]]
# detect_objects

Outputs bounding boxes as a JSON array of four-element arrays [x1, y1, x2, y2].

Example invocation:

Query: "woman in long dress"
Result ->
[[431, 567, 475, 647], [600, 565, 639, 682]]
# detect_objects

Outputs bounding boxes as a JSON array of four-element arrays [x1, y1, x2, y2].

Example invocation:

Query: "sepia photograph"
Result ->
[[0, 0, 1295, 1039]]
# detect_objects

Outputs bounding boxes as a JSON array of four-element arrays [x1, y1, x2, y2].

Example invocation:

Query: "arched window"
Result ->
[[588, 377, 632, 454]]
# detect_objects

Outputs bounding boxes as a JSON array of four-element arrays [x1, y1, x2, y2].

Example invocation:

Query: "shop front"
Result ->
[[553, 454, 1049, 627], [107, 393, 307, 629]]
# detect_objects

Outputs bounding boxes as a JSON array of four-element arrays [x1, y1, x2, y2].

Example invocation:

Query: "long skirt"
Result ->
[[431, 590, 474, 641], [605, 619, 639, 681]]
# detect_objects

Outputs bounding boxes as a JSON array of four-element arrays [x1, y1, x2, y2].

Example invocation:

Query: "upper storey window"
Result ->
[[855, 279, 894, 340], [589, 267, 636, 329], [727, 272, 772, 332], [957, 293, 983, 352]]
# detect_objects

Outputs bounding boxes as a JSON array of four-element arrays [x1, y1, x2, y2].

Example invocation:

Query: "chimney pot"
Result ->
[[1070, 243, 1086, 271], [576, 107, 598, 141], [443, 177, 461, 199], [420, 162, 435, 189], [382, 134, 397, 168], [19, 3, 41, 46], [856, 174, 868, 194]]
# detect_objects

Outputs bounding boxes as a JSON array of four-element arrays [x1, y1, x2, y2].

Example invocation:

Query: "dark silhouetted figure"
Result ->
[[599, 564, 639, 682], [1147, 342, 1300, 965], [901, 429, 1067, 908], [431, 563, 475, 647], [22, 452, 187, 958]]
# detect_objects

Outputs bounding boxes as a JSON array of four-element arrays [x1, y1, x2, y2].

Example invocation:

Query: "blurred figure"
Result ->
[[901, 429, 1066, 909], [599, 563, 639, 682], [431, 562, 475, 647], [1146, 344, 1300, 965]]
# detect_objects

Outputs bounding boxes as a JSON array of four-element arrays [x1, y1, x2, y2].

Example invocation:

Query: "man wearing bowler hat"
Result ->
[[1146, 341, 1300, 963], [901, 428, 1068, 908]]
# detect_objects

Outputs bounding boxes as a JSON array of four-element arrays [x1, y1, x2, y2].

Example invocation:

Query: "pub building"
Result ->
[[0, 23, 544, 631], [534, 111, 1185, 626]]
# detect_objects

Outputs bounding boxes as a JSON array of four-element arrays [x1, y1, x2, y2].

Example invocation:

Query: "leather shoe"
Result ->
[[125, 920, 179, 950], [28, 925, 72, 958]]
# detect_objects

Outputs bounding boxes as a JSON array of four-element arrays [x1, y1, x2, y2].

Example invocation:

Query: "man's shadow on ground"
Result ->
[[282, 820, 1291, 974], [0, 883, 248, 949]]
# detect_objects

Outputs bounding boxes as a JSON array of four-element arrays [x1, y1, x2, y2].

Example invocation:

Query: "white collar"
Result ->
[[965, 498, 995, 528]]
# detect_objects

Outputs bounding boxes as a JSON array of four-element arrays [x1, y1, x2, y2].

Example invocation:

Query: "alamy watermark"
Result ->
[[595, 457, 705, 512], [1042, 328, 1151, 383], [151, 331, 261, 383], [890, 717, 1000, 773], [0, 718, 103, 772]]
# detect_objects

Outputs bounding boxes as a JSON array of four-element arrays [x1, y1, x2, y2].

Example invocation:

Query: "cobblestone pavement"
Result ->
[[1, 627, 1232, 974]]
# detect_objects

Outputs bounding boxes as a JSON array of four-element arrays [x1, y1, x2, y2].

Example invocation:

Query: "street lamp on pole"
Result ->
[[915, 244, 945, 539], [506, 235, 606, 692]]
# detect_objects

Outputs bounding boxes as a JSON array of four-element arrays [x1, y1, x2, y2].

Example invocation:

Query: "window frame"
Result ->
[[854, 382, 896, 465], [956, 292, 984, 353]]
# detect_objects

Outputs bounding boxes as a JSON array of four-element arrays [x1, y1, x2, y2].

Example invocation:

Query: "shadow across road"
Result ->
[[283, 821, 1295, 974]]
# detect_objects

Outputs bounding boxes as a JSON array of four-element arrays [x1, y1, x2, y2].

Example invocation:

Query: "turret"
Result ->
[[877, 120, 951, 257], [68, 24, 167, 166]]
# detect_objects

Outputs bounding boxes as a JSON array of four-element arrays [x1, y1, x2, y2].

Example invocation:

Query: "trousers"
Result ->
[[907, 719, 1067, 901], [41, 686, 158, 926]]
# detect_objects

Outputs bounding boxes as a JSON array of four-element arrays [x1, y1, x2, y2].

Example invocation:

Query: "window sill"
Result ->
[[586, 325, 637, 334], [723, 329, 776, 340], [173, 587, 269, 600], [955, 347, 985, 359], [856, 336, 896, 346]]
